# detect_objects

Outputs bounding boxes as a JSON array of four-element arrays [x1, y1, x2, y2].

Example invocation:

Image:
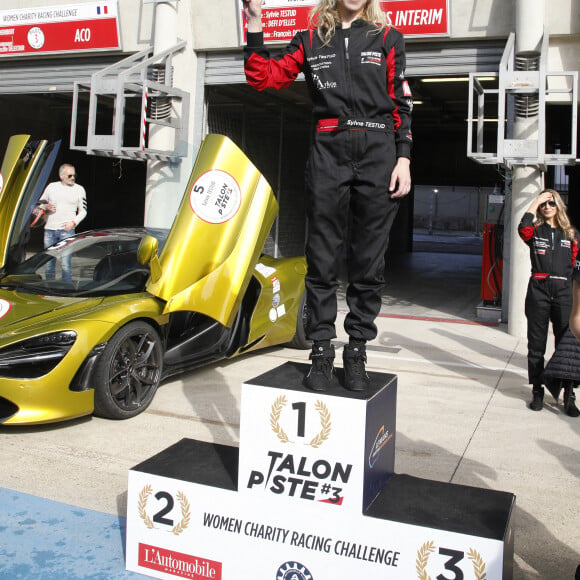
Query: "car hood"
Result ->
[[145, 134, 278, 328], [0, 135, 60, 272], [0, 289, 104, 336]]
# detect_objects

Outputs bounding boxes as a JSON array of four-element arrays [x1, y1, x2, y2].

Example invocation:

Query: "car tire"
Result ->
[[93, 321, 163, 420], [287, 291, 311, 349]]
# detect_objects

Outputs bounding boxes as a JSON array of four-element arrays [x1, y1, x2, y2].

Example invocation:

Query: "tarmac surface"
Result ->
[[0, 234, 579, 579]]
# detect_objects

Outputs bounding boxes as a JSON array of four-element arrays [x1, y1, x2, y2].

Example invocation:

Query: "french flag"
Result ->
[[96, 5, 108, 15]]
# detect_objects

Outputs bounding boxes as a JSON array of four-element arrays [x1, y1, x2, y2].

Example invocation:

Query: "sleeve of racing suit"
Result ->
[[518, 212, 536, 242], [384, 28, 413, 160], [244, 31, 305, 91], [572, 229, 579, 268]]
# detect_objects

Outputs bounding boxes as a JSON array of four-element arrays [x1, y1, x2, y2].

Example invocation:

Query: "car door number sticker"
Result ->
[[189, 169, 241, 224]]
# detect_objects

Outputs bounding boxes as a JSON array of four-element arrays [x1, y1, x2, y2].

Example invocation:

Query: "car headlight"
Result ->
[[0, 331, 77, 378]]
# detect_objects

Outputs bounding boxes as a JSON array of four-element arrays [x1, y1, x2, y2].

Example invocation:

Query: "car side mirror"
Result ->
[[137, 235, 162, 283]]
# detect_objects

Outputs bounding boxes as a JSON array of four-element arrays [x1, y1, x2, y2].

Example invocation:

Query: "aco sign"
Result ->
[[0, 0, 121, 57]]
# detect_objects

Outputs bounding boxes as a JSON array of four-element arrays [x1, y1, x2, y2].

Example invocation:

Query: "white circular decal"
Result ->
[[189, 170, 241, 224], [0, 299, 11, 319], [269, 308, 277, 322], [27, 27, 45, 50]]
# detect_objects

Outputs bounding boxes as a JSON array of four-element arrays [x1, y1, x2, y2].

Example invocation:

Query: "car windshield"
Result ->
[[0, 229, 168, 298]]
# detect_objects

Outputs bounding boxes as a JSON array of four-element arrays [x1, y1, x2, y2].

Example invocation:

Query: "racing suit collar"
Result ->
[[336, 19, 368, 29]]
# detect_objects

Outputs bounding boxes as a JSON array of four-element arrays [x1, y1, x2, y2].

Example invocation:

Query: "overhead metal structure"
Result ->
[[70, 41, 189, 163], [467, 31, 578, 168]]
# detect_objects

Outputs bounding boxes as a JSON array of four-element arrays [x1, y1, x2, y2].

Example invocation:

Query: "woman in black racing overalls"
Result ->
[[518, 189, 579, 412], [242, 0, 413, 392]]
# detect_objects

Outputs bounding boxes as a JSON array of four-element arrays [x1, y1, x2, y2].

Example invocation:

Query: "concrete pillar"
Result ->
[[507, 0, 545, 337], [144, 0, 198, 229]]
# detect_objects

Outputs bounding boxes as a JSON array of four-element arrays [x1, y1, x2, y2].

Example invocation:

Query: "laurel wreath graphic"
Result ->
[[416, 541, 435, 579], [138, 484, 155, 529], [137, 485, 191, 535], [308, 400, 332, 448], [270, 395, 290, 443], [415, 541, 487, 580], [171, 491, 191, 535], [468, 548, 487, 580]]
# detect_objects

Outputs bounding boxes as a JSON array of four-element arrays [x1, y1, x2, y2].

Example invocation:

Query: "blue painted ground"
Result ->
[[0, 488, 145, 579]]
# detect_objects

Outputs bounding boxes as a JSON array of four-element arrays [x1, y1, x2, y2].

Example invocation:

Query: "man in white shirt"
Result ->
[[38, 163, 87, 281]]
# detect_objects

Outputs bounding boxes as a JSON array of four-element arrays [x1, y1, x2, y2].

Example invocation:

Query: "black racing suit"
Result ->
[[518, 213, 579, 385], [244, 22, 413, 341]]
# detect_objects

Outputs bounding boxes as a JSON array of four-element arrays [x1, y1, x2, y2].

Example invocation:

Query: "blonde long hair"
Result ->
[[535, 189, 576, 241], [308, 0, 387, 45]]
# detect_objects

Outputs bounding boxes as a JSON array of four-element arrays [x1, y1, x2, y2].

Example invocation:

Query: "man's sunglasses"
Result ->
[[67, 174, 76, 178], [540, 200, 557, 209]]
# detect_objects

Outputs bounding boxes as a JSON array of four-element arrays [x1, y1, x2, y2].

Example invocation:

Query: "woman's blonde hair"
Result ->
[[535, 189, 576, 241], [308, 0, 387, 45]]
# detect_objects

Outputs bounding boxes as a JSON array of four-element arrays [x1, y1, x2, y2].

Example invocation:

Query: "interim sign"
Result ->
[[0, 0, 121, 56], [239, 0, 449, 44]]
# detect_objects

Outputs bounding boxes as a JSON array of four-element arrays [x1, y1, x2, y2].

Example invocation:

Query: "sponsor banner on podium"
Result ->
[[126, 467, 506, 579], [238, 0, 450, 44], [0, 1, 121, 57]]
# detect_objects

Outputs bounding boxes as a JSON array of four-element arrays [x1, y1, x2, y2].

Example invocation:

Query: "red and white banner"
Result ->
[[0, 0, 121, 57], [240, 0, 449, 44]]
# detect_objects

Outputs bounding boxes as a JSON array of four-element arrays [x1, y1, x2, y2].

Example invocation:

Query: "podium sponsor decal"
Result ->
[[239, 0, 449, 44], [0, 1, 121, 56], [138, 543, 222, 579], [368, 424, 393, 468], [276, 561, 313, 580]]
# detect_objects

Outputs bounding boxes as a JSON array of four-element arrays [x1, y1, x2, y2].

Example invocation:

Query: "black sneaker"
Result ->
[[304, 344, 336, 391], [529, 385, 544, 411], [343, 344, 370, 391]]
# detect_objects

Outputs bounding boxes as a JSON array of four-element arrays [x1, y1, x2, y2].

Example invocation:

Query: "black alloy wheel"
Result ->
[[93, 321, 163, 419]]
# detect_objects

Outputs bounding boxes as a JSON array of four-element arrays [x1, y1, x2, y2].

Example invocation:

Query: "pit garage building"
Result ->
[[0, 0, 578, 335]]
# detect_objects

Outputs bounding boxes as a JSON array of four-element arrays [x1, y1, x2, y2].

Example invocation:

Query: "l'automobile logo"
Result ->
[[139, 543, 222, 580], [190, 169, 241, 224]]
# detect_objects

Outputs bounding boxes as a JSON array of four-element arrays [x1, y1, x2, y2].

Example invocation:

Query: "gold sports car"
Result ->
[[0, 134, 308, 425]]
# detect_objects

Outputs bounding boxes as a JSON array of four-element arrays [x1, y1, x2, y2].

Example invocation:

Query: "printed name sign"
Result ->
[[0, 1, 120, 56], [239, 0, 450, 44]]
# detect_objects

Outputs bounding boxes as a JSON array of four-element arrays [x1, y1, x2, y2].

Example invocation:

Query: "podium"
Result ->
[[126, 362, 515, 579]]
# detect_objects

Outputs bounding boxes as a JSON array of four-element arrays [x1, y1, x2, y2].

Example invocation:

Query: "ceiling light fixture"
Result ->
[[420, 76, 497, 83], [421, 77, 469, 83]]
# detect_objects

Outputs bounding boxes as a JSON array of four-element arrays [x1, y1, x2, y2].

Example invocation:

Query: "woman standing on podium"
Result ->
[[242, 0, 413, 392]]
